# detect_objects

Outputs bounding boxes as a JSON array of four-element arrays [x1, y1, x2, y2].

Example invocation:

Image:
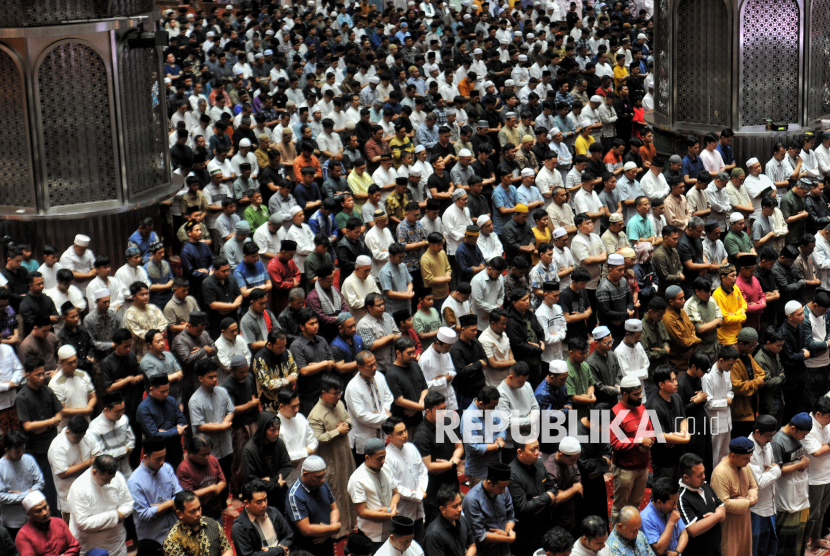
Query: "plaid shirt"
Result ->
[[396, 218, 428, 271]]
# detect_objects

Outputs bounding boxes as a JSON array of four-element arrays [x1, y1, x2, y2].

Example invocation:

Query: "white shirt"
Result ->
[[372, 166, 398, 205], [345, 372, 394, 454], [253, 223, 286, 266], [48, 430, 102, 511], [87, 413, 135, 479], [743, 173, 774, 220], [571, 232, 606, 289], [286, 223, 315, 272], [640, 169, 670, 201], [702, 364, 733, 435], [0, 345, 22, 411], [774, 433, 810, 513], [479, 326, 512, 387], [536, 302, 566, 363], [202, 182, 233, 228], [384, 442, 428, 520], [114, 264, 149, 304], [365, 225, 395, 278], [38, 262, 64, 290], [60, 246, 96, 290], [348, 463, 396, 541], [699, 148, 725, 174], [802, 414, 830, 485], [342, 274, 381, 322], [419, 345, 458, 411], [45, 285, 88, 334], [806, 305, 830, 368], [49, 370, 95, 431], [614, 341, 651, 403], [815, 143, 830, 178], [574, 188, 601, 215], [86, 276, 124, 312], [553, 246, 575, 289], [477, 233, 504, 263], [232, 151, 260, 179], [749, 433, 781, 517], [278, 412, 318, 485], [536, 166, 563, 210], [374, 538, 425, 556], [470, 272, 504, 326], [442, 203, 473, 254], [68, 468, 134, 556]]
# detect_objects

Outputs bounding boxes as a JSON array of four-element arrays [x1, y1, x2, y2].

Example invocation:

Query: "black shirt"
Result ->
[[424, 514, 475, 556], [559, 286, 590, 341], [677, 232, 704, 291], [259, 165, 288, 204], [201, 275, 242, 339], [428, 172, 453, 213], [449, 338, 487, 399], [678, 482, 723, 556], [15, 384, 62, 454], [470, 159, 496, 197], [19, 294, 58, 336], [414, 418, 459, 496], [101, 351, 144, 419], [0, 267, 29, 312], [222, 373, 260, 427], [386, 362, 428, 429], [645, 392, 686, 468], [467, 192, 491, 223], [56, 325, 95, 372]]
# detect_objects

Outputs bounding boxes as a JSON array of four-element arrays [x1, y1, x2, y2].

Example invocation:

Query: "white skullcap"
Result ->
[[638, 33, 648, 40], [527, 33, 535, 39], [74, 234, 90, 247], [549, 360, 568, 374], [514, 31, 523, 36], [458, 148, 472, 157], [254, 53, 264, 59], [621, 376, 642, 388], [234, 68, 244, 75], [592, 326, 611, 340], [264, 49, 273, 55], [477, 214, 491, 225], [580, 119, 592, 128], [474, 48, 483, 55], [164, 77, 171, 84], [437, 327, 458, 344], [485, 80, 495, 89], [239, 138, 252, 148], [504, 79, 515, 87], [414, 144, 426, 153], [746, 157, 760, 167], [463, 13, 472, 19], [590, 95, 604, 103], [553, 227, 568, 239], [608, 253, 625, 265], [302, 455, 326, 472], [625, 319, 643, 332], [623, 161, 639, 171], [559, 436, 581, 455], [504, 111, 517, 119], [730, 212, 745, 223], [499, 39, 509, 45], [355, 255, 372, 267], [22, 491, 46, 512], [551, 127, 562, 135], [518, 54, 528, 61], [521, 168, 535, 177], [58, 345, 77, 361], [409, 167, 422, 177], [93, 288, 110, 300], [785, 300, 803, 316], [369, 76, 380, 84], [206, 31, 215, 37], [289, 206, 303, 217]]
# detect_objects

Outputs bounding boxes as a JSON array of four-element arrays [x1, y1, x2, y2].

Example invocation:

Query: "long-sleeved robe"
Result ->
[[662, 304, 702, 372], [710, 458, 758, 556]]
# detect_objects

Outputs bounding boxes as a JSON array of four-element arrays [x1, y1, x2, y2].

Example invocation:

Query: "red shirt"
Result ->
[[15, 517, 80, 556], [609, 401, 654, 470], [177, 455, 226, 518], [267, 256, 301, 314]]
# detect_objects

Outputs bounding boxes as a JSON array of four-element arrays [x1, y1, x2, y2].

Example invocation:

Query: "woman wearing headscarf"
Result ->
[[242, 411, 293, 509], [633, 241, 657, 311]]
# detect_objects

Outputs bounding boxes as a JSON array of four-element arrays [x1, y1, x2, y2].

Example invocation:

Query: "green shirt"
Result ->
[[640, 317, 670, 376], [566, 359, 596, 419], [244, 204, 270, 231], [781, 189, 806, 244], [724, 230, 754, 258], [305, 251, 333, 283], [412, 308, 441, 350], [336, 208, 363, 232], [683, 294, 722, 361]]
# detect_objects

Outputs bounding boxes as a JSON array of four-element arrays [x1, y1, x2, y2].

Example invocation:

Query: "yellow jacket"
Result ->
[[713, 285, 747, 346]]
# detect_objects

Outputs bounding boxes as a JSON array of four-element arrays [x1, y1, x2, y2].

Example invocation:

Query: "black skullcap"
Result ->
[[543, 281, 558, 292], [142, 437, 166, 455], [390, 516, 415, 536], [459, 314, 478, 327], [316, 265, 334, 278], [188, 311, 207, 325], [754, 414, 778, 434], [510, 287, 528, 301], [148, 374, 170, 387], [220, 317, 237, 330], [281, 239, 298, 251], [102, 392, 123, 406], [704, 219, 720, 233], [33, 315, 51, 327], [488, 463, 512, 481], [457, 282, 472, 295], [392, 310, 411, 324], [781, 245, 799, 260]]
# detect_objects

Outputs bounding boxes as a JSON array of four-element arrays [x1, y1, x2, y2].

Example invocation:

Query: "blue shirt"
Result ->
[[285, 479, 336, 525], [136, 395, 187, 439], [233, 261, 269, 291], [128, 462, 182, 544], [128, 230, 159, 264], [460, 400, 506, 480], [0, 454, 43, 528], [455, 242, 486, 284], [294, 182, 322, 211], [144, 259, 174, 308], [492, 185, 518, 234], [682, 154, 704, 180], [640, 501, 686, 552], [534, 379, 571, 411], [627, 213, 656, 242], [416, 123, 440, 149], [378, 261, 413, 315], [716, 142, 734, 166], [309, 209, 336, 239], [517, 185, 544, 227], [180, 241, 213, 278], [616, 176, 645, 223], [462, 481, 515, 550], [330, 333, 365, 364]]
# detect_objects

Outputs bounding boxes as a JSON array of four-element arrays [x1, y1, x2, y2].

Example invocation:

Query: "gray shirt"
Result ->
[[139, 351, 183, 404], [378, 261, 413, 315], [240, 308, 277, 348], [451, 163, 476, 186], [188, 385, 235, 458]]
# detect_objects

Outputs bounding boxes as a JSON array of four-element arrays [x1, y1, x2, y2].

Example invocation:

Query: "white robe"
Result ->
[[278, 412, 319, 485], [68, 468, 134, 556], [418, 345, 458, 411]]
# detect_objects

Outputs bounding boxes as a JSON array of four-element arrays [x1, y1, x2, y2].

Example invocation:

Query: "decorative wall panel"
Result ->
[[676, 0, 730, 125], [653, 0, 670, 119], [809, 0, 830, 120], [0, 0, 153, 26], [740, 0, 800, 126], [119, 44, 167, 197], [37, 42, 118, 208], [0, 48, 34, 208]]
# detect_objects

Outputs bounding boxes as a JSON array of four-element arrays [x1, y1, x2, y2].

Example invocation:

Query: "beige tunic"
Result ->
[[711, 458, 758, 556]]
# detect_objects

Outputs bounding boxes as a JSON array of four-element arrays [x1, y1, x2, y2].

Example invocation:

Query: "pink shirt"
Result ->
[[736, 273, 766, 330], [700, 148, 725, 174]]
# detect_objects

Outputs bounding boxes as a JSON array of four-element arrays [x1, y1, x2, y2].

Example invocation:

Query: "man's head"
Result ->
[[174, 490, 202, 528]]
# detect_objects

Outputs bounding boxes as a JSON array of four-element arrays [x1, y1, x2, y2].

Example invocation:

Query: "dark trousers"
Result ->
[[32, 452, 59, 517], [586, 287, 599, 330], [218, 454, 232, 508], [164, 435, 184, 471], [732, 421, 755, 439], [410, 270, 424, 312]]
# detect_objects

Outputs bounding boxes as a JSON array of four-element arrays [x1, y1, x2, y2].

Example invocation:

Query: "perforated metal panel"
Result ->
[[0, 48, 35, 208], [676, 0, 730, 126], [110, 0, 154, 17], [119, 44, 167, 197], [653, 0, 670, 119], [37, 42, 118, 208], [809, 0, 830, 120], [0, 1, 25, 27], [0, 0, 151, 26], [740, 0, 800, 126]]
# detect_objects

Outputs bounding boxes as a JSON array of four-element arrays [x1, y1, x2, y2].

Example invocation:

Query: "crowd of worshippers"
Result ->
[[10, 1, 830, 556]]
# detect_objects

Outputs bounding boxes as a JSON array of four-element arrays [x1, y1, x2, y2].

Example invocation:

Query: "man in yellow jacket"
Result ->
[[713, 263, 747, 346]]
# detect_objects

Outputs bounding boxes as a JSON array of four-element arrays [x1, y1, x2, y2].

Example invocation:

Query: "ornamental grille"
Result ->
[[0, 48, 35, 208], [38, 42, 118, 207], [740, 0, 800, 126], [676, 0, 730, 126], [809, 0, 830, 120], [653, 0, 670, 119]]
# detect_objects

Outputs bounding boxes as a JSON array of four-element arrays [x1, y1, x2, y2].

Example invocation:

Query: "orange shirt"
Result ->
[[640, 143, 657, 164], [293, 153, 322, 179]]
